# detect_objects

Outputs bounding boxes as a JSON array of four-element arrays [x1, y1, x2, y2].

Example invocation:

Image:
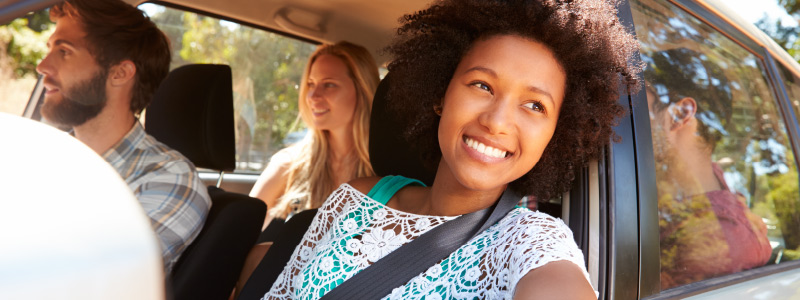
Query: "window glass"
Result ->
[[778, 64, 800, 123], [632, 0, 800, 290], [0, 9, 53, 116], [142, 3, 317, 173]]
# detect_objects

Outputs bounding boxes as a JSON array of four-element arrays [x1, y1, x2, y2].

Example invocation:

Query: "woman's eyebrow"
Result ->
[[309, 77, 341, 81], [463, 66, 497, 78], [464, 65, 555, 104], [527, 85, 554, 104]]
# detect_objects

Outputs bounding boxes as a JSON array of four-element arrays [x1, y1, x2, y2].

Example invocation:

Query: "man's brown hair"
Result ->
[[51, 0, 171, 115]]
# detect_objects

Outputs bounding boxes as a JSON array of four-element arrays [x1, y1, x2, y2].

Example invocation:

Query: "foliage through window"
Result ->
[[632, 0, 800, 291], [142, 3, 317, 173], [778, 64, 800, 127], [0, 9, 53, 116]]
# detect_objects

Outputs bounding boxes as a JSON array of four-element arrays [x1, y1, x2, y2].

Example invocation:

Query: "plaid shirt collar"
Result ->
[[101, 122, 145, 167]]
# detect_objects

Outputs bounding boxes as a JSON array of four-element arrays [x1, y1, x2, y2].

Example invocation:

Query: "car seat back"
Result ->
[[146, 64, 266, 300]]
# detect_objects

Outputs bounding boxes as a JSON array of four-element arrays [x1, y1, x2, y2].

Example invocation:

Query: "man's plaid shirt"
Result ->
[[102, 122, 211, 273]]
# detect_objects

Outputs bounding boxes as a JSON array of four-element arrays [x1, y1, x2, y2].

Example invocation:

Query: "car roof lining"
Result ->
[[127, 0, 432, 65]]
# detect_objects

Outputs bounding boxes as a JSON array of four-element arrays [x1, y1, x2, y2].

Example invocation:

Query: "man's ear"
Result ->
[[668, 97, 697, 131], [109, 60, 136, 87]]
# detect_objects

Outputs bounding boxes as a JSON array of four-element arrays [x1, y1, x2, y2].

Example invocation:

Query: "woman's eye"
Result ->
[[524, 101, 546, 114], [59, 49, 69, 57], [324, 82, 337, 88], [470, 81, 492, 94]]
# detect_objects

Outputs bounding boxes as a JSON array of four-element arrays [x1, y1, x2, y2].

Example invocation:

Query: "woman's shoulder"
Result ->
[[515, 209, 570, 230], [487, 209, 583, 265], [347, 176, 383, 195], [250, 146, 302, 200], [499, 209, 575, 243], [271, 144, 304, 164], [503, 210, 595, 297], [260, 145, 306, 175], [491, 209, 590, 284], [315, 179, 383, 220]]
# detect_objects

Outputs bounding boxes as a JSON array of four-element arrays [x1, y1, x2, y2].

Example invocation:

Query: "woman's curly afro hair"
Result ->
[[385, 0, 643, 199]]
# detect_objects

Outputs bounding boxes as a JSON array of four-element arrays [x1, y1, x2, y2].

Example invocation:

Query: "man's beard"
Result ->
[[41, 68, 108, 127]]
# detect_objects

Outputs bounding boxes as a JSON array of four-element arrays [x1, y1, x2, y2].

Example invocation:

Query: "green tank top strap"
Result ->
[[366, 175, 426, 205]]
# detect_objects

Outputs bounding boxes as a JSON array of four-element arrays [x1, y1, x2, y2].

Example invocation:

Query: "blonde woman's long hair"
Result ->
[[274, 41, 380, 219]]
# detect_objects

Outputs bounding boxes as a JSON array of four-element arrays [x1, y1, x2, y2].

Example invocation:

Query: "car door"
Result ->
[[611, 0, 800, 299]]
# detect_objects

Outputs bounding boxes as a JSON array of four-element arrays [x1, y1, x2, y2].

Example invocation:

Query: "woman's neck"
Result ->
[[325, 126, 355, 161], [395, 160, 506, 217], [324, 126, 357, 185]]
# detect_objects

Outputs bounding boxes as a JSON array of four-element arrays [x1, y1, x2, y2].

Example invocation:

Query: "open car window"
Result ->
[[141, 3, 317, 174], [0, 9, 53, 117]]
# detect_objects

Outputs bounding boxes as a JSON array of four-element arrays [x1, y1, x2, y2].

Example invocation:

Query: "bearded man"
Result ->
[[36, 0, 210, 274]]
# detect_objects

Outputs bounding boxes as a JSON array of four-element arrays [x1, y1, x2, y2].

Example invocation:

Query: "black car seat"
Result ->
[[367, 73, 435, 185], [145, 64, 267, 300], [236, 73, 432, 299]]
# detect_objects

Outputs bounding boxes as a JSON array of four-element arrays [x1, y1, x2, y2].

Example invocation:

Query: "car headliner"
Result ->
[[126, 0, 433, 64], [4, 0, 799, 72]]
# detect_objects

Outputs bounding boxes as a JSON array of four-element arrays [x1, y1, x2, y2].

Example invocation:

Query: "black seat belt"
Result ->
[[320, 188, 521, 300]]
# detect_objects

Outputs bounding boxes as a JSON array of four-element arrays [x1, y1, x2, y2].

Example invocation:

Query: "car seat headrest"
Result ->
[[369, 73, 435, 185], [145, 64, 235, 171]]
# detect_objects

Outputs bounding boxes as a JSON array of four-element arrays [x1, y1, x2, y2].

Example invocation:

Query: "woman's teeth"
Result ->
[[464, 137, 508, 159]]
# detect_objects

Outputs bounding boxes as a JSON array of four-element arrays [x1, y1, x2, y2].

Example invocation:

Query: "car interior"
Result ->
[[6, 0, 800, 299]]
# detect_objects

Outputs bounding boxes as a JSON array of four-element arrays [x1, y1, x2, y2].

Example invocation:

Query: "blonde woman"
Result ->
[[250, 41, 380, 230]]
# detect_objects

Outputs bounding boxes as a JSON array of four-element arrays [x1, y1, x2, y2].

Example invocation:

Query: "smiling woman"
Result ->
[[249, 41, 380, 229], [436, 35, 566, 197], [248, 0, 643, 299]]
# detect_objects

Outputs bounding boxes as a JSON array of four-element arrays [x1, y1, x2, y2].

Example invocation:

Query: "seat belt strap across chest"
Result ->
[[319, 188, 521, 300]]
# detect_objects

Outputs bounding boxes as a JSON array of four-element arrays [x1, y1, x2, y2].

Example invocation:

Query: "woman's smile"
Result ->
[[311, 108, 330, 117], [462, 135, 512, 161]]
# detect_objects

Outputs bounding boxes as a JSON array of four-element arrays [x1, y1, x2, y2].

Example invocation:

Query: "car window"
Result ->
[[778, 64, 800, 123], [632, 0, 800, 291], [0, 9, 53, 116], [141, 3, 317, 173]]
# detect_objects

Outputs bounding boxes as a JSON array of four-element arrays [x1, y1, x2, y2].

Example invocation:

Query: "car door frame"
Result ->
[[610, 0, 800, 299]]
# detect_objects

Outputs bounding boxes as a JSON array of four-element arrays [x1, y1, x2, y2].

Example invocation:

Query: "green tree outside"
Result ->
[[0, 9, 54, 115], [147, 5, 316, 171]]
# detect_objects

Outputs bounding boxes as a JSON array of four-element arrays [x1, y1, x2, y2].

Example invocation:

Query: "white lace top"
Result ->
[[263, 183, 592, 299]]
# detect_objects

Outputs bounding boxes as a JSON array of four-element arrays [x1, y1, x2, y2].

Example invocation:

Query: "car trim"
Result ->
[[597, 150, 610, 299], [141, 0, 321, 45], [686, 0, 800, 80], [666, 0, 765, 59], [22, 76, 45, 119], [763, 51, 800, 172], [642, 260, 800, 299], [569, 165, 590, 266], [0, 0, 61, 25]]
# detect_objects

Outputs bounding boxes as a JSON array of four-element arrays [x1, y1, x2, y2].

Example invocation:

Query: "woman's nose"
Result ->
[[307, 85, 326, 102], [478, 98, 513, 135]]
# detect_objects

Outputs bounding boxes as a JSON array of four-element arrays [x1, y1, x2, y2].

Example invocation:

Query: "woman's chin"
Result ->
[[455, 175, 510, 194]]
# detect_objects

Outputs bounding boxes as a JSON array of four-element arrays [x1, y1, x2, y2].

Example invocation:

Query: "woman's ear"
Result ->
[[109, 60, 137, 87], [668, 97, 697, 130]]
